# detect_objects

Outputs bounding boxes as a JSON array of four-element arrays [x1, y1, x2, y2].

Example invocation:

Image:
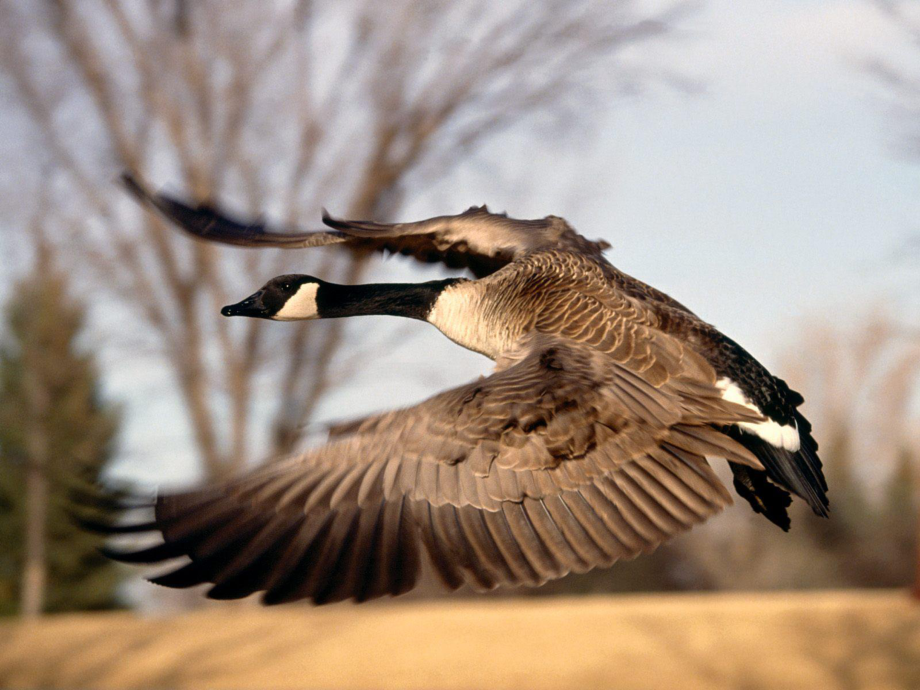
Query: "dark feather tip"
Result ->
[[321, 208, 346, 229], [120, 172, 151, 202]]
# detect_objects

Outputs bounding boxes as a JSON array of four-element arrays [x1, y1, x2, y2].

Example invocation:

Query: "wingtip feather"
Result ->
[[119, 171, 155, 205], [321, 208, 345, 229]]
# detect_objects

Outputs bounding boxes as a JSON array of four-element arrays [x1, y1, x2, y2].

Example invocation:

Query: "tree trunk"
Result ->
[[914, 489, 920, 601], [21, 369, 50, 619], [21, 453, 47, 618]]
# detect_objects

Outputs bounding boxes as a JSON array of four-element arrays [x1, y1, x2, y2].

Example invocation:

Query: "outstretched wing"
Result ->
[[121, 174, 608, 278], [106, 336, 762, 605], [122, 174, 350, 249]]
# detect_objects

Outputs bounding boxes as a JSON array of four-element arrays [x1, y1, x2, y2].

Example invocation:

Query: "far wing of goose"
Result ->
[[122, 173, 350, 249], [323, 207, 610, 278], [106, 337, 762, 605], [122, 174, 609, 278]]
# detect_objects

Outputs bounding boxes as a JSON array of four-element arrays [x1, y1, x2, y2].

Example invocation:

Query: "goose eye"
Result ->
[[282, 283, 292, 292]]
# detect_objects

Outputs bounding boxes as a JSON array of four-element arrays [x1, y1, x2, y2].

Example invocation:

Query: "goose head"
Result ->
[[222, 274, 322, 321]]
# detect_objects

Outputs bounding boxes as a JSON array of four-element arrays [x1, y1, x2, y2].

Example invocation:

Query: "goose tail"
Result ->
[[726, 409, 828, 530]]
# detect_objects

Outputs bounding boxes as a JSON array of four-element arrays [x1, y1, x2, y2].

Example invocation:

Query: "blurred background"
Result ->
[[0, 1, 919, 688]]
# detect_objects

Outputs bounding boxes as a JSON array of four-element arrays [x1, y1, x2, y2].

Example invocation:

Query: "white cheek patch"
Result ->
[[716, 377, 801, 452], [274, 283, 319, 321]]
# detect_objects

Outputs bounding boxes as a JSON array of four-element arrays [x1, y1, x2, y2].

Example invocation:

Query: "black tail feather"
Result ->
[[729, 462, 792, 531], [726, 411, 829, 527]]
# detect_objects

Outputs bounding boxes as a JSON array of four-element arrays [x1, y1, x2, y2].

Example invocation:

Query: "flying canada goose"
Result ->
[[110, 173, 828, 605]]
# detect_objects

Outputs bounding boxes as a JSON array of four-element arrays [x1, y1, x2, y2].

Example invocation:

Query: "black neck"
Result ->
[[316, 278, 460, 320]]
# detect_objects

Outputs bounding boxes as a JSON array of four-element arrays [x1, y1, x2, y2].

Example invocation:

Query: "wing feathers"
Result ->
[[541, 493, 613, 566], [124, 175, 607, 278], [522, 498, 591, 574], [206, 516, 305, 600], [501, 502, 563, 580], [260, 513, 336, 605], [115, 338, 752, 603], [455, 506, 517, 585], [122, 174, 349, 250], [419, 502, 465, 590], [481, 508, 543, 587]]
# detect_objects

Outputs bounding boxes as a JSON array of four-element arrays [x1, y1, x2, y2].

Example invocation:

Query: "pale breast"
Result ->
[[426, 251, 621, 359], [426, 279, 529, 359]]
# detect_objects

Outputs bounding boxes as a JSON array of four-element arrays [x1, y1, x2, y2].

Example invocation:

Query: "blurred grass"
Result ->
[[0, 590, 917, 690]]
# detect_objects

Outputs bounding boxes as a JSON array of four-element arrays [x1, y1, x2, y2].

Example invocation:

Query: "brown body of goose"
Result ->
[[108, 175, 828, 605]]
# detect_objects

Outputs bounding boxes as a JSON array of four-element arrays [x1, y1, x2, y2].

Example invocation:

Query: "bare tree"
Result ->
[[864, 1, 920, 598], [0, 0, 691, 482], [866, 1, 920, 160], [784, 315, 920, 595]]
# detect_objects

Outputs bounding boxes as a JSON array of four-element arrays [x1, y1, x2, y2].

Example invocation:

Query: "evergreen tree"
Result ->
[[878, 446, 918, 587], [809, 426, 870, 551], [0, 249, 124, 616], [791, 424, 877, 587]]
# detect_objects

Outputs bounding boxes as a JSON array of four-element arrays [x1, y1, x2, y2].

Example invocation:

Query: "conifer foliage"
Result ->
[[0, 251, 124, 616]]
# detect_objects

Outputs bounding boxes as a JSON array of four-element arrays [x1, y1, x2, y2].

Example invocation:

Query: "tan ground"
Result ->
[[0, 590, 917, 690]]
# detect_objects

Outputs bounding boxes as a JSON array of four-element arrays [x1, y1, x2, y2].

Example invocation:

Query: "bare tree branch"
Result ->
[[1, 0, 695, 484]]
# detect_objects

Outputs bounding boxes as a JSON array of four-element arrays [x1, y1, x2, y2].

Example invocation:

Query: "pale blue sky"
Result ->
[[27, 0, 919, 487]]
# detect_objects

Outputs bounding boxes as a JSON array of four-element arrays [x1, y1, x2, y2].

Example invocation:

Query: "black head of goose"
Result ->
[[103, 174, 829, 605]]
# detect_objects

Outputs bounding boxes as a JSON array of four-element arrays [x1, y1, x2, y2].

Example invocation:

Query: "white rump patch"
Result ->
[[716, 378, 801, 452], [274, 282, 319, 321]]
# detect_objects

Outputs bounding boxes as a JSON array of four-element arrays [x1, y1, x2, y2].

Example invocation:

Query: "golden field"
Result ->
[[0, 590, 917, 690]]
